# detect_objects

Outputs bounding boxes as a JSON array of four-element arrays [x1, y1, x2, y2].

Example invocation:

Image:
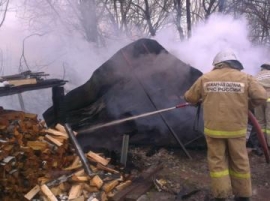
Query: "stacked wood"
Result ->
[[0, 108, 133, 201]]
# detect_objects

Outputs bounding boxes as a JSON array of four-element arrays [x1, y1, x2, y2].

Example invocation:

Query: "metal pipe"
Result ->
[[64, 123, 93, 176]]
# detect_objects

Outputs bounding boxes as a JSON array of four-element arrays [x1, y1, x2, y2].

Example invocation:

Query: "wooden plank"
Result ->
[[8, 78, 37, 86], [124, 180, 153, 201], [109, 164, 163, 201]]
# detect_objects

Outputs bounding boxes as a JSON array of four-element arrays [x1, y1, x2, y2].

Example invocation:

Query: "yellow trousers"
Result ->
[[205, 136, 252, 198]]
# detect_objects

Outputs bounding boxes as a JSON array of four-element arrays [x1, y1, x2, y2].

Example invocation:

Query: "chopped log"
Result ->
[[24, 185, 41, 200], [59, 182, 71, 191], [24, 112, 38, 119], [27, 141, 48, 151], [101, 191, 108, 201], [87, 151, 110, 166], [90, 175, 104, 189], [50, 185, 63, 196], [64, 163, 82, 171], [38, 177, 50, 185], [74, 169, 85, 176], [96, 163, 119, 174], [55, 123, 67, 133], [64, 156, 82, 170], [68, 183, 83, 200], [102, 179, 120, 194], [71, 175, 89, 182], [0, 107, 136, 200], [45, 134, 63, 147], [71, 156, 80, 166], [44, 128, 68, 138], [70, 195, 85, 201], [40, 195, 50, 201], [109, 164, 163, 201], [83, 183, 99, 193], [48, 135, 66, 143], [115, 180, 132, 191], [90, 164, 99, 173], [55, 124, 78, 136], [40, 184, 58, 201]]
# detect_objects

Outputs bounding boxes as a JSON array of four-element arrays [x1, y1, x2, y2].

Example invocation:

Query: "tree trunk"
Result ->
[[174, 0, 185, 40], [218, 0, 225, 12], [144, 0, 156, 36], [80, 0, 99, 43], [186, 0, 191, 38]]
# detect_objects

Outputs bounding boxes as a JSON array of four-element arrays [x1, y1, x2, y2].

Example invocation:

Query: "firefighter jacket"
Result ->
[[255, 69, 270, 98], [184, 66, 267, 138], [255, 69, 270, 87]]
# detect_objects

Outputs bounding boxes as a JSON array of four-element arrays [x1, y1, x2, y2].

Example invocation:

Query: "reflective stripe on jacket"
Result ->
[[184, 66, 267, 138]]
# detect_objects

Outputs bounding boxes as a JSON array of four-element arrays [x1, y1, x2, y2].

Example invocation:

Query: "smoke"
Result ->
[[155, 14, 269, 75], [0, 8, 132, 116], [0, 12, 269, 117]]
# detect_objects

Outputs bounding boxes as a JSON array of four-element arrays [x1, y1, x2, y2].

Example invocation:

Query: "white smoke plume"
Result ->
[[0, 12, 269, 116], [155, 14, 269, 75]]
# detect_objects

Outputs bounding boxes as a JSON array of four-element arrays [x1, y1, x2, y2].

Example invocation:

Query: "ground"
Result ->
[[127, 146, 270, 201]]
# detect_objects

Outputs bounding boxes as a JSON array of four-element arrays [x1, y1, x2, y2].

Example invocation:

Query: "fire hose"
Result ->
[[248, 111, 270, 163], [79, 102, 270, 163]]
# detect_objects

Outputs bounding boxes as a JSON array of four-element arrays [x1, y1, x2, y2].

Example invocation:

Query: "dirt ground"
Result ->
[[127, 146, 270, 201]]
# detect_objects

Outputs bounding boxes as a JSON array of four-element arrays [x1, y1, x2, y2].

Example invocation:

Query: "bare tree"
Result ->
[[79, 0, 99, 43], [0, 0, 9, 27], [20, 0, 101, 43], [202, 0, 219, 18], [173, 0, 185, 40], [17, 0, 270, 47], [244, 0, 270, 45], [186, 0, 191, 37]]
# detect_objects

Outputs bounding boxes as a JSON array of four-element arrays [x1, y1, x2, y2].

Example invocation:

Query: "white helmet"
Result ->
[[212, 49, 238, 65]]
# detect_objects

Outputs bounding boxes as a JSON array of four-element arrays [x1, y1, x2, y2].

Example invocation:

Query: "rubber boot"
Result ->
[[234, 197, 250, 201]]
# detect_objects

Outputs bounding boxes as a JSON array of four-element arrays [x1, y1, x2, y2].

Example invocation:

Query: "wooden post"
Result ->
[[52, 86, 65, 124]]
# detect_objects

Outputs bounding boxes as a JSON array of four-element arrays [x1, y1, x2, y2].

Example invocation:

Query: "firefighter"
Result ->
[[254, 63, 270, 148], [184, 49, 267, 201]]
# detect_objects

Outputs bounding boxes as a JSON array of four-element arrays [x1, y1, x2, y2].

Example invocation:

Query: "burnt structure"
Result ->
[[43, 38, 205, 152]]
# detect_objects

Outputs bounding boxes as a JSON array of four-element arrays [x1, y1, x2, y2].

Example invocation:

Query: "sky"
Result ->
[[0, 8, 269, 117]]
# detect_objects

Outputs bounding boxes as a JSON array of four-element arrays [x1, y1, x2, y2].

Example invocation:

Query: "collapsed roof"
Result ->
[[43, 38, 205, 152]]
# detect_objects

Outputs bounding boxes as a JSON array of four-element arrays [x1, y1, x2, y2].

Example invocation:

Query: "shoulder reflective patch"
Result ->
[[204, 82, 245, 93]]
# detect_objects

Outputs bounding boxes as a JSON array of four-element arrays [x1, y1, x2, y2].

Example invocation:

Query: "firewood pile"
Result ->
[[0, 107, 140, 201]]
